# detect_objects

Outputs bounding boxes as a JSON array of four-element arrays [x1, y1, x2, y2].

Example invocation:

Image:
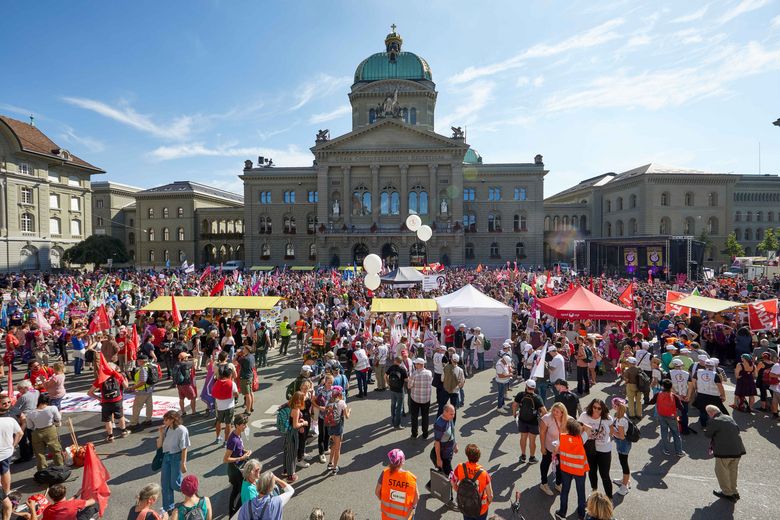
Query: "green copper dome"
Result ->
[[354, 52, 432, 82], [463, 148, 482, 164]]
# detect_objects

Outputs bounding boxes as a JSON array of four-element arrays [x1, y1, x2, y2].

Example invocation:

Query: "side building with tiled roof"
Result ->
[[0, 115, 105, 270]]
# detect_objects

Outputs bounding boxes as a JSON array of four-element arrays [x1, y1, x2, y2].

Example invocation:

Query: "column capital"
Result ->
[[399, 164, 409, 174], [370, 164, 380, 173], [341, 165, 351, 174], [428, 164, 438, 173]]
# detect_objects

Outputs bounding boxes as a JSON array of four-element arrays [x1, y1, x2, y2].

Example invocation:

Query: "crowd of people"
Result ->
[[0, 265, 775, 519]]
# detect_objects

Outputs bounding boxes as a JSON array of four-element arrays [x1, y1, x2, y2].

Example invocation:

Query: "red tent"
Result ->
[[537, 286, 634, 321]]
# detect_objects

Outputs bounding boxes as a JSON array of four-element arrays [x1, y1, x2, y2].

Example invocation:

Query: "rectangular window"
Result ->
[[260, 191, 272, 204], [96, 216, 104, 226], [96, 199, 104, 209], [284, 191, 296, 204], [20, 188, 33, 205], [68, 175, 80, 187], [50, 218, 60, 235], [71, 219, 81, 236], [308, 191, 319, 203], [19, 163, 30, 175], [48, 170, 59, 183], [70, 196, 80, 212], [488, 187, 502, 201], [514, 187, 527, 201], [463, 188, 475, 201], [50, 194, 59, 209]]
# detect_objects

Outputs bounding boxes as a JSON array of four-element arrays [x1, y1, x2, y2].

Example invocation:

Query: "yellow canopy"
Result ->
[[210, 296, 282, 310], [290, 266, 315, 271], [250, 266, 275, 271], [338, 266, 363, 272], [371, 298, 438, 313], [673, 295, 740, 313], [141, 296, 216, 312]]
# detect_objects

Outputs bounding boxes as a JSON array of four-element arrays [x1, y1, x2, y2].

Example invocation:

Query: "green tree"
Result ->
[[724, 232, 745, 258], [757, 228, 780, 258], [62, 235, 130, 266]]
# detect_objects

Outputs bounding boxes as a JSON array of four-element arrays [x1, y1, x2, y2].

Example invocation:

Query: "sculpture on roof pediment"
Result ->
[[451, 126, 464, 139], [535, 154, 544, 165], [316, 129, 330, 142], [378, 88, 401, 118], [244, 160, 253, 170]]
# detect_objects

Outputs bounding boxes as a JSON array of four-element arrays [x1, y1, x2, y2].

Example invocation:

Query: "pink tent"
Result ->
[[537, 286, 634, 321]]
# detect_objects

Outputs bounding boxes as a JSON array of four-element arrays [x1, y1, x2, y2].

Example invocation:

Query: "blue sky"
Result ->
[[2, 0, 780, 195]]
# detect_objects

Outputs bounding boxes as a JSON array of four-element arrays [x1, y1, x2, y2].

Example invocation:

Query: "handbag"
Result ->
[[151, 447, 164, 472], [252, 367, 260, 392], [584, 418, 602, 457]]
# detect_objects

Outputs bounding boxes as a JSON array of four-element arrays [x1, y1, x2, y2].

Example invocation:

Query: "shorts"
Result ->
[[517, 420, 539, 435], [215, 407, 235, 424], [0, 456, 10, 475], [239, 378, 252, 395], [101, 401, 123, 423], [328, 423, 344, 437], [177, 384, 197, 400]]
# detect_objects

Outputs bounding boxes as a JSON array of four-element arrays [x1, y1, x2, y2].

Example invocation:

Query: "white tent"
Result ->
[[435, 284, 512, 359]]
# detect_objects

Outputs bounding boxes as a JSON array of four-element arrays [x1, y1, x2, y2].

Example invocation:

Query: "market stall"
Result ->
[[536, 285, 635, 321]]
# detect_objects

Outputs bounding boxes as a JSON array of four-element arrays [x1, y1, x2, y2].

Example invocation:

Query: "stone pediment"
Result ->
[[312, 119, 466, 154]]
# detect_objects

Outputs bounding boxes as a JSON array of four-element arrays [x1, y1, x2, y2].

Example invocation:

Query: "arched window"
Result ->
[[149, 250, 155, 262], [178, 250, 185, 262], [259, 216, 272, 234], [309, 243, 317, 260], [285, 243, 295, 259], [553, 216, 560, 230], [616, 220, 624, 236], [606, 199, 612, 213], [464, 213, 476, 232], [148, 229, 155, 241], [707, 217, 718, 234], [490, 242, 500, 258], [514, 214, 528, 232], [629, 218, 637, 236], [148, 208, 154, 219], [516, 242, 525, 258], [757, 228, 764, 241], [683, 217, 695, 235], [747, 211, 753, 222], [390, 192, 400, 215], [685, 192, 694, 206], [708, 192, 718, 207], [544, 216, 551, 231], [660, 217, 671, 235], [616, 197, 623, 211], [757, 211, 763, 222], [630, 194, 637, 209], [488, 213, 502, 232], [261, 243, 271, 259], [20, 213, 34, 232], [307, 214, 318, 234], [380, 186, 400, 215], [465, 243, 475, 259], [661, 192, 670, 206], [380, 192, 389, 214], [128, 232, 135, 245], [177, 207, 184, 218], [563, 216, 570, 229], [410, 107, 417, 124], [352, 186, 371, 215], [735, 229, 741, 240], [177, 227, 184, 241], [408, 191, 417, 214], [735, 211, 741, 222], [605, 222, 612, 237], [402, 107, 409, 123], [745, 228, 753, 241], [164, 250, 170, 262], [409, 185, 428, 215], [162, 208, 169, 218], [162, 227, 170, 241], [283, 215, 296, 234], [369, 108, 376, 124]]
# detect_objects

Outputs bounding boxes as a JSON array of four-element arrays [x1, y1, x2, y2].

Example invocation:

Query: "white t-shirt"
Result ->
[[613, 416, 629, 441], [495, 360, 512, 383], [216, 382, 238, 411], [548, 354, 566, 382], [635, 349, 652, 371], [669, 369, 690, 397], [578, 412, 614, 453], [770, 364, 780, 393], [0, 417, 21, 461]]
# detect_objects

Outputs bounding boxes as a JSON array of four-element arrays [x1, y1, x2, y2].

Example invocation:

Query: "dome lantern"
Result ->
[[385, 24, 403, 62]]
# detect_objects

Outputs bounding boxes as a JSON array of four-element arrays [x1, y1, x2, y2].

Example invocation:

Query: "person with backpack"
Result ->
[[512, 380, 546, 464], [385, 356, 408, 429], [576, 337, 592, 395], [621, 357, 644, 420], [609, 398, 632, 496], [312, 374, 335, 464], [211, 363, 238, 445], [86, 358, 129, 443], [553, 379, 581, 418], [650, 379, 686, 457], [451, 444, 493, 520], [440, 354, 464, 417], [255, 322, 271, 368], [174, 352, 197, 417], [236, 341, 256, 414], [129, 353, 160, 431], [170, 474, 212, 520]]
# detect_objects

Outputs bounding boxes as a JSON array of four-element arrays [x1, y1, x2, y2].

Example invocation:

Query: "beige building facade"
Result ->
[[0, 115, 104, 271], [91, 181, 141, 262]]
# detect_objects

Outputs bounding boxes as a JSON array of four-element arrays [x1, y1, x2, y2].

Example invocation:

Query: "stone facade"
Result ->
[[91, 181, 141, 262], [0, 115, 104, 271]]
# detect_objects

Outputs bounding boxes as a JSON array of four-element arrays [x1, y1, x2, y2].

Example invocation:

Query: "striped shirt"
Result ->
[[408, 368, 433, 404]]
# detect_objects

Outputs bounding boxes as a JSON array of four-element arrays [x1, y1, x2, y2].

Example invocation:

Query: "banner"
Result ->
[[60, 392, 194, 418], [665, 290, 691, 316], [748, 299, 778, 331], [647, 246, 663, 267], [422, 274, 446, 292], [624, 248, 638, 267]]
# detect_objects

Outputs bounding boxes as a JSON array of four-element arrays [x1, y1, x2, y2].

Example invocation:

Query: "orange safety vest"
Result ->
[[558, 433, 589, 476], [311, 328, 324, 346], [295, 320, 307, 334], [454, 462, 490, 515], [380, 468, 417, 520]]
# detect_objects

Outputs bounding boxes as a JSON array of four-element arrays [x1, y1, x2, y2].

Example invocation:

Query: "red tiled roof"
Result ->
[[0, 115, 105, 173]]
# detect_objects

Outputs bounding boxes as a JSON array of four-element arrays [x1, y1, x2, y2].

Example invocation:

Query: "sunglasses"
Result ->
[[592, 405, 603, 410]]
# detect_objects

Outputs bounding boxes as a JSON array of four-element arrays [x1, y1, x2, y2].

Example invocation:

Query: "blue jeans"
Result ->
[[356, 370, 368, 396], [464, 349, 475, 371], [496, 381, 508, 408], [49, 397, 63, 410], [390, 390, 404, 427], [477, 352, 485, 371], [558, 472, 586, 519], [73, 356, 83, 375], [161, 451, 182, 512], [659, 415, 682, 454], [464, 514, 488, 520], [536, 379, 550, 404]]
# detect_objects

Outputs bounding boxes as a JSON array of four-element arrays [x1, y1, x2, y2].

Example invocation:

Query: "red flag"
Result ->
[[199, 265, 212, 282], [93, 352, 122, 392], [618, 284, 633, 307], [476, 264, 483, 273], [589, 277, 594, 292], [209, 277, 226, 296], [127, 325, 139, 361], [8, 366, 14, 405], [598, 277, 603, 297], [514, 261, 518, 273], [748, 299, 778, 331], [88, 305, 111, 335], [171, 295, 182, 326], [648, 270, 653, 285], [80, 442, 110, 515]]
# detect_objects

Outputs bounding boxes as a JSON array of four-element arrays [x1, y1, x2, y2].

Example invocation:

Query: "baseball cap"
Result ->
[[670, 359, 684, 367], [526, 380, 537, 389], [547, 345, 557, 352], [451, 354, 460, 362], [705, 359, 716, 366], [627, 357, 637, 364], [413, 358, 426, 365]]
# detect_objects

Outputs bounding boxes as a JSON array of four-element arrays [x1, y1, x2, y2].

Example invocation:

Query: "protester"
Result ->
[[325, 386, 349, 474], [386, 356, 408, 428], [158, 410, 190, 513], [26, 483, 97, 520], [25, 394, 63, 471], [237, 471, 294, 520], [539, 402, 568, 496], [86, 359, 129, 442], [375, 449, 418, 520], [451, 444, 493, 520], [553, 379, 581, 418], [495, 352, 513, 410], [284, 391, 308, 482], [651, 379, 686, 457], [236, 341, 255, 414], [609, 398, 631, 495], [129, 353, 157, 431], [584, 490, 614, 520], [224, 414, 252, 517], [42, 362, 66, 411], [212, 363, 239, 445], [0, 399, 22, 493], [174, 352, 197, 416], [240, 459, 263, 505], [704, 404, 746, 503], [555, 418, 590, 520], [129, 483, 165, 520], [170, 475, 212, 520], [688, 359, 728, 431], [578, 399, 614, 499], [408, 358, 433, 439], [512, 379, 546, 464]]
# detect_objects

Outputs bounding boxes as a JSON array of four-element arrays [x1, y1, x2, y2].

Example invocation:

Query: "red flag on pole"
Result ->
[[589, 277, 594, 292], [127, 325, 139, 361], [598, 277, 603, 297], [209, 277, 226, 296], [171, 295, 182, 326], [618, 284, 633, 307], [94, 352, 122, 391], [648, 270, 653, 285], [88, 305, 111, 335], [80, 442, 111, 515], [199, 265, 212, 283]]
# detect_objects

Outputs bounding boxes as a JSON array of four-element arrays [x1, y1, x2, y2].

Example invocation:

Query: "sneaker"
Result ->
[[539, 484, 554, 496], [528, 456, 538, 464], [519, 454, 527, 463], [327, 462, 333, 470], [324, 449, 331, 455], [296, 461, 310, 468], [319, 454, 327, 464], [662, 449, 671, 456], [612, 479, 623, 487], [331, 466, 339, 474], [216, 434, 224, 445], [555, 484, 562, 492], [676, 451, 687, 457], [617, 484, 629, 496]]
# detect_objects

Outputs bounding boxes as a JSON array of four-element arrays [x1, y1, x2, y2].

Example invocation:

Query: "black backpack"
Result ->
[[455, 463, 484, 517], [175, 364, 191, 386], [177, 497, 206, 520], [33, 465, 71, 485], [625, 419, 641, 442], [101, 376, 120, 400], [146, 363, 161, 386], [518, 393, 538, 423], [387, 368, 403, 390]]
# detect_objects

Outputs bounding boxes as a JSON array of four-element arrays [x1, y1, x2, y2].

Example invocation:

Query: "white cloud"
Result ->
[[438, 81, 495, 130], [772, 14, 780, 27], [516, 76, 530, 87], [670, 5, 709, 23], [60, 128, 105, 153], [62, 97, 193, 140], [718, 0, 770, 24], [449, 18, 624, 84], [627, 35, 652, 47], [542, 41, 780, 112], [148, 142, 312, 166], [290, 74, 350, 111], [0, 103, 37, 118], [309, 105, 351, 124], [533, 75, 545, 87]]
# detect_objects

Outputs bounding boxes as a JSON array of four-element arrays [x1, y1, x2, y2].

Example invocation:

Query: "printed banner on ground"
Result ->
[[60, 392, 194, 419]]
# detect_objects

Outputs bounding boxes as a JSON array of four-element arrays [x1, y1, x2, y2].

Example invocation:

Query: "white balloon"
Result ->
[[364, 273, 381, 291], [406, 214, 422, 232], [416, 225, 433, 242], [363, 253, 382, 274]]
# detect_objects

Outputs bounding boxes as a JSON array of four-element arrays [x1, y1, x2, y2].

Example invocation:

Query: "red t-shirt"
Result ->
[[151, 328, 166, 347], [42, 499, 87, 520], [444, 325, 456, 343]]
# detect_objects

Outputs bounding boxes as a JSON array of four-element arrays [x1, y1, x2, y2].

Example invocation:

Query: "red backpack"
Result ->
[[212, 379, 234, 400], [656, 392, 678, 417]]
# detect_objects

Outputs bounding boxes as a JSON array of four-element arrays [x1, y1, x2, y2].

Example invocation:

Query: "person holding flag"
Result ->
[[86, 354, 129, 443]]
